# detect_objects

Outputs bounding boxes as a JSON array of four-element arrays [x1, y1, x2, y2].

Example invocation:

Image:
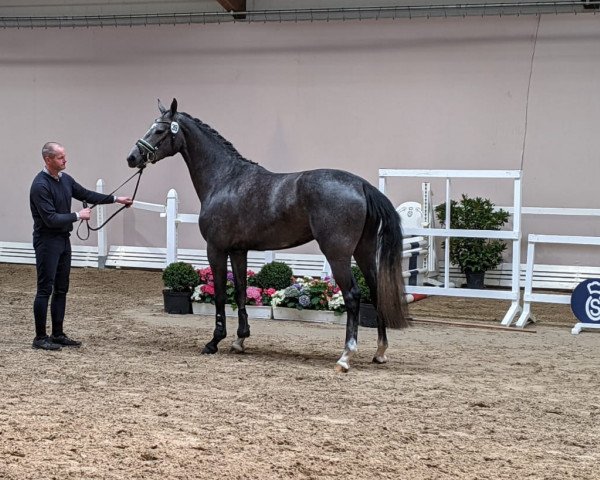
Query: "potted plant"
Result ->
[[249, 261, 294, 309], [191, 267, 274, 319], [271, 276, 346, 324], [435, 194, 510, 289], [252, 261, 294, 291], [232, 269, 275, 319], [162, 261, 199, 314], [351, 265, 378, 328]]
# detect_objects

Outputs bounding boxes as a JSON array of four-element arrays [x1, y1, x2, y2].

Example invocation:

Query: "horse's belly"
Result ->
[[249, 234, 314, 251], [200, 217, 313, 251], [244, 225, 314, 250]]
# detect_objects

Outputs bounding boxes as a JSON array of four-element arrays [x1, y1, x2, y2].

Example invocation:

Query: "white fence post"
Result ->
[[96, 179, 108, 269], [264, 251, 275, 263], [516, 240, 537, 328], [421, 182, 438, 278], [500, 175, 523, 326], [165, 189, 179, 266], [321, 260, 332, 279]]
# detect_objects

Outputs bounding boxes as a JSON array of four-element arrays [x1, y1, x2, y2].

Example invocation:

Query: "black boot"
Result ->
[[32, 336, 62, 351], [50, 334, 82, 347]]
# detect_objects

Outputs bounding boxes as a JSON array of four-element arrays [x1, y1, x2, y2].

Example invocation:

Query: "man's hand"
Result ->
[[116, 196, 134, 207], [78, 208, 92, 220]]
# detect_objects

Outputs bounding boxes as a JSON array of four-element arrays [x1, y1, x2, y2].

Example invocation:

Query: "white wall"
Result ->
[[1, 15, 599, 265]]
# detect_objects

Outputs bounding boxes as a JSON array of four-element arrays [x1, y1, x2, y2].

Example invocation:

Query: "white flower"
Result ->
[[191, 285, 203, 302], [327, 292, 346, 312], [270, 289, 285, 307]]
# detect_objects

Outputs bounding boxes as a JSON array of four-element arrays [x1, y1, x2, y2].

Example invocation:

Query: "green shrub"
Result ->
[[162, 262, 199, 292], [255, 261, 294, 291], [351, 265, 372, 304], [435, 195, 510, 274]]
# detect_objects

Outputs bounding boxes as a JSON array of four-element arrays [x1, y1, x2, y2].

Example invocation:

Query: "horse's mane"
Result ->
[[178, 112, 257, 165]]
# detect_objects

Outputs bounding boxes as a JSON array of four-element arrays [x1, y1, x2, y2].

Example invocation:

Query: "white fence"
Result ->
[[447, 206, 600, 290], [4, 172, 600, 329], [516, 234, 600, 330], [379, 171, 600, 329], [379, 169, 523, 326]]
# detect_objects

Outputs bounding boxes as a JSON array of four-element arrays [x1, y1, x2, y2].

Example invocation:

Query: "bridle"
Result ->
[[135, 119, 180, 166], [76, 117, 180, 240]]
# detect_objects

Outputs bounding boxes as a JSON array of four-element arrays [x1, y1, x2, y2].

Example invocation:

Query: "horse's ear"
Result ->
[[158, 99, 167, 114], [170, 98, 178, 116]]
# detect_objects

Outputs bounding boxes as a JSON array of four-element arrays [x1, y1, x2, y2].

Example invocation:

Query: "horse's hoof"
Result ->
[[372, 355, 388, 364], [201, 345, 218, 355], [230, 338, 245, 353], [335, 362, 349, 373]]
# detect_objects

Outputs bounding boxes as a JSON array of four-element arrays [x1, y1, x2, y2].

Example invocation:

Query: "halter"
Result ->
[[135, 120, 180, 165]]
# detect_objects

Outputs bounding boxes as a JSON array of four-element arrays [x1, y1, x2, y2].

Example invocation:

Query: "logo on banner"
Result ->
[[571, 279, 600, 324]]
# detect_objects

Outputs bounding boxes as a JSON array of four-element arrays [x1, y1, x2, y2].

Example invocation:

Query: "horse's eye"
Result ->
[[154, 128, 166, 135]]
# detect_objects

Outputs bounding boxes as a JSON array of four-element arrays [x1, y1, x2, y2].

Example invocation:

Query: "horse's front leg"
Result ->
[[229, 251, 250, 353], [201, 248, 228, 355]]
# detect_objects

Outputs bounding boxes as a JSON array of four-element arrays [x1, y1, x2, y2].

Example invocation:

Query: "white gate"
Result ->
[[379, 169, 523, 327]]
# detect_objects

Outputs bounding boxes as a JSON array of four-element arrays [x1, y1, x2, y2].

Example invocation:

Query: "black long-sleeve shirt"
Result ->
[[30, 171, 115, 236]]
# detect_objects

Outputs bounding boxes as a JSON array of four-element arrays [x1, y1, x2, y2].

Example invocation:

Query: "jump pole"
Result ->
[[409, 317, 537, 333]]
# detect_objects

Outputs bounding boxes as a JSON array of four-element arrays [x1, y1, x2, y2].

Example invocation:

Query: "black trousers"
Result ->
[[33, 234, 71, 338]]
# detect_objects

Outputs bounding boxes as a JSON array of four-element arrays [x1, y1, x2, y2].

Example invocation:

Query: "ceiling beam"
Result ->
[[216, 0, 246, 17], [216, 0, 245, 11]]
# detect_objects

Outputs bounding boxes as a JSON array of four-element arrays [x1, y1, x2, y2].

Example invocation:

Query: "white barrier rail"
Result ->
[[379, 169, 523, 326], [494, 207, 600, 330], [499, 206, 600, 217], [515, 234, 600, 330]]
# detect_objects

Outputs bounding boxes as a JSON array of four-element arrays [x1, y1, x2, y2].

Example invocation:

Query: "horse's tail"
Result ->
[[364, 183, 409, 329]]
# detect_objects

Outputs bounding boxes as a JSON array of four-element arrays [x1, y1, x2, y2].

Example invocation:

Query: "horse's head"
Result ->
[[127, 98, 184, 169]]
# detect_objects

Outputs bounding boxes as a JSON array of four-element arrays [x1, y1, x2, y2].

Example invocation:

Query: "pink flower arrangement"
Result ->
[[260, 287, 277, 306], [199, 284, 215, 297], [197, 267, 214, 285], [246, 286, 263, 306], [191, 267, 277, 307]]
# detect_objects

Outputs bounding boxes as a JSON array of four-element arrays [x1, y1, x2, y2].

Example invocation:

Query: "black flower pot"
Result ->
[[359, 303, 378, 328], [163, 289, 192, 314], [465, 270, 486, 289]]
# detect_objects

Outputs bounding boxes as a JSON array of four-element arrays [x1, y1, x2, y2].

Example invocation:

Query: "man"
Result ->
[[29, 142, 133, 351]]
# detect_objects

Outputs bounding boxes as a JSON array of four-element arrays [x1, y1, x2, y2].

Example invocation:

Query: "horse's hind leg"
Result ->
[[229, 251, 250, 353], [201, 245, 228, 355], [327, 257, 361, 373], [354, 240, 389, 364]]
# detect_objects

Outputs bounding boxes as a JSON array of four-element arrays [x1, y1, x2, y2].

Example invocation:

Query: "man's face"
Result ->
[[45, 146, 67, 173]]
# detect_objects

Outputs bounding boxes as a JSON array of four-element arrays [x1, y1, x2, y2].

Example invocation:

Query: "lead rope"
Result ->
[[76, 167, 145, 241]]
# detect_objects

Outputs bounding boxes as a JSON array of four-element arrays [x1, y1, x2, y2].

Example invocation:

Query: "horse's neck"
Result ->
[[180, 148, 215, 203], [180, 132, 238, 203]]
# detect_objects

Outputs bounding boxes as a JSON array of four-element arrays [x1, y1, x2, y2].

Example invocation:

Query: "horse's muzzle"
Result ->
[[127, 150, 143, 169]]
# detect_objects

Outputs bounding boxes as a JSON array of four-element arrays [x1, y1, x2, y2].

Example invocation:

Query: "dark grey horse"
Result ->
[[127, 99, 408, 372]]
